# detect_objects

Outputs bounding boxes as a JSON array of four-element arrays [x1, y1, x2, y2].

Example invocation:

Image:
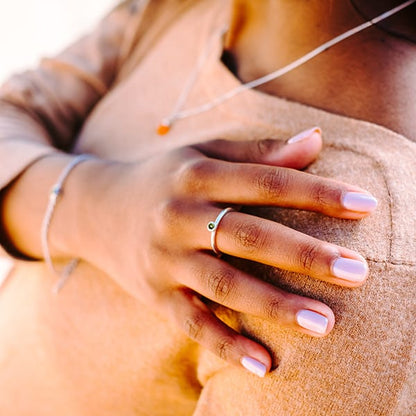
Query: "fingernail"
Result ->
[[240, 356, 267, 378], [342, 192, 378, 212], [331, 257, 368, 282], [286, 126, 321, 144], [296, 310, 328, 334]]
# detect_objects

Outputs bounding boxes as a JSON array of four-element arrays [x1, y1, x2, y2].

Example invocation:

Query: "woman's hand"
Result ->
[[67, 128, 377, 377]]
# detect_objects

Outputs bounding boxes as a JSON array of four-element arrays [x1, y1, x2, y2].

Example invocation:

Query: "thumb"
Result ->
[[193, 127, 322, 170]]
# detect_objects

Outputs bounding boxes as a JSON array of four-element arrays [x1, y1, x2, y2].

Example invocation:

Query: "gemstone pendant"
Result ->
[[157, 123, 170, 135]]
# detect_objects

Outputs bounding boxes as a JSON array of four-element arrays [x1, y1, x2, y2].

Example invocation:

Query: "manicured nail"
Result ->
[[331, 257, 368, 282], [240, 356, 267, 378], [287, 126, 321, 144], [342, 192, 378, 212], [296, 310, 328, 334]]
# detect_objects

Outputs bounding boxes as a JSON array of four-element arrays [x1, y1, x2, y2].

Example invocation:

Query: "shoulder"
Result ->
[[197, 121, 416, 415]]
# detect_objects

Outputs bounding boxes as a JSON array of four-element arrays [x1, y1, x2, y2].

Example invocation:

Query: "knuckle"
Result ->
[[177, 158, 214, 193], [264, 297, 283, 320], [253, 138, 276, 159], [298, 242, 322, 273], [215, 337, 234, 361], [255, 168, 290, 199], [184, 313, 205, 341], [156, 198, 183, 238], [207, 268, 236, 303], [234, 221, 267, 254], [310, 182, 340, 209]]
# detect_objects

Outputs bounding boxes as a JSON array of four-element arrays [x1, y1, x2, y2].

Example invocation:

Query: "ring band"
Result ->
[[207, 207, 234, 256]]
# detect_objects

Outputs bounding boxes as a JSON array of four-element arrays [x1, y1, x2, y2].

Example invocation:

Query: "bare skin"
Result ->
[[1, 0, 414, 411], [2, 130, 375, 376], [225, 0, 416, 142]]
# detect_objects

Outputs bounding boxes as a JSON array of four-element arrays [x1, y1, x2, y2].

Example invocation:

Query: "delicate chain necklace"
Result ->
[[157, 0, 416, 135], [351, 0, 416, 43]]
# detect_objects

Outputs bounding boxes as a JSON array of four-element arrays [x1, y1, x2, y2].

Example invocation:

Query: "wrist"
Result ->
[[51, 157, 129, 267]]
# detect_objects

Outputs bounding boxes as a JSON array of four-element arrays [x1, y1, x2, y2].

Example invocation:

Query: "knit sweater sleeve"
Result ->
[[0, 0, 147, 191]]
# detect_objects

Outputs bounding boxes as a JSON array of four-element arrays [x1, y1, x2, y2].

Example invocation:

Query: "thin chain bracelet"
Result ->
[[40, 154, 94, 294]]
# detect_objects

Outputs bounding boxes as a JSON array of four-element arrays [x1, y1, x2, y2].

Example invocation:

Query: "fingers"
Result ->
[[164, 288, 272, 378], [218, 211, 368, 287], [164, 252, 335, 377], [182, 207, 368, 287], [193, 126, 322, 169], [175, 252, 335, 336], [184, 127, 377, 219], [178, 158, 377, 220]]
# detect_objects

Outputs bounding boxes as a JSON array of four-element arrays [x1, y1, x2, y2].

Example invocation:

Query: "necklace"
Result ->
[[351, 0, 416, 44], [157, 0, 416, 135]]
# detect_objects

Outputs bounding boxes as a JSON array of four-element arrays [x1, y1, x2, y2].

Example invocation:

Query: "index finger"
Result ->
[[178, 159, 377, 219]]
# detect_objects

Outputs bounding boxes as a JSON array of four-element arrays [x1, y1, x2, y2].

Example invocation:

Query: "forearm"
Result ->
[[0, 0, 146, 260]]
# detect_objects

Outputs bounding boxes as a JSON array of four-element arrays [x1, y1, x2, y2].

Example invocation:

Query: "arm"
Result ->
[[3, 131, 378, 376], [0, 0, 146, 256], [0, 1, 377, 377]]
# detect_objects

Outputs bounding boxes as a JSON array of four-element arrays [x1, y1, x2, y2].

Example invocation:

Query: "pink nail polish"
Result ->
[[240, 356, 267, 378], [331, 257, 368, 282], [286, 126, 321, 144], [296, 310, 328, 334], [342, 192, 378, 212]]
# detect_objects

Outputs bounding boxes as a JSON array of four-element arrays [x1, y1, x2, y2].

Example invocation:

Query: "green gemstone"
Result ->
[[208, 222, 215, 231]]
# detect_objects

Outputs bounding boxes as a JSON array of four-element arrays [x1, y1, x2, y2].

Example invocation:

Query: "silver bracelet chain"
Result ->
[[40, 154, 94, 294]]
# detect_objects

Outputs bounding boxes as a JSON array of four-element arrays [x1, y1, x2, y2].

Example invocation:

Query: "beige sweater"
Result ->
[[0, 0, 414, 414]]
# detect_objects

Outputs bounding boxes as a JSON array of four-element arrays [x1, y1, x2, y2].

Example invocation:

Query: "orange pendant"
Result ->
[[157, 123, 170, 135]]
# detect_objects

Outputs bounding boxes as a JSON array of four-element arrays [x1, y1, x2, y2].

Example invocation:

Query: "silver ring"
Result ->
[[207, 207, 234, 256]]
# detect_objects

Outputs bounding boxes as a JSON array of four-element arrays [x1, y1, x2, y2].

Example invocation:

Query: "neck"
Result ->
[[225, 0, 416, 141]]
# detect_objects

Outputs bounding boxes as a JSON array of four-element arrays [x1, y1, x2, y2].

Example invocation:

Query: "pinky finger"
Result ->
[[165, 288, 272, 378]]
